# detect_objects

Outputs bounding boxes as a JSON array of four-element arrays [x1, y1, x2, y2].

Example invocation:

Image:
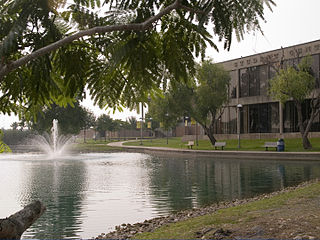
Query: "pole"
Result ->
[[237, 104, 242, 149], [167, 128, 168, 144], [140, 103, 143, 145], [196, 122, 198, 146]]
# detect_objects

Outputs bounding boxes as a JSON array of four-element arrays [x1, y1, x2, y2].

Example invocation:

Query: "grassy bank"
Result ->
[[135, 180, 320, 239], [70, 140, 122, 152], [124, 137, 320, 152]]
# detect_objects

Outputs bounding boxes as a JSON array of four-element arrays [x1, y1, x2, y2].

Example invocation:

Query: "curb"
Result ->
[[107, 141, 320, 161]]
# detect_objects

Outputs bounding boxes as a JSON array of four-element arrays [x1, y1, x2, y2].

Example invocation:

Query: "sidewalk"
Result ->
[[107, 141, 320, 161]]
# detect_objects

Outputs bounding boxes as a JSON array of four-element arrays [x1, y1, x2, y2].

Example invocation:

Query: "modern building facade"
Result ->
[[213, 39, 320, 139]]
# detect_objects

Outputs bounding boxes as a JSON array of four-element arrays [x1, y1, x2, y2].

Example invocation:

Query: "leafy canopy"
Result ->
[[148, 60, 230, 145], [0, 0, 274, 117], [269, 56, 315, 103]]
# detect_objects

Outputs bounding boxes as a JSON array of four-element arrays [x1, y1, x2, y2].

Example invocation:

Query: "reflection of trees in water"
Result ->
[[20, 160, 88, 239], [146, 155, 320, 214], [145, 156, 243, 213]]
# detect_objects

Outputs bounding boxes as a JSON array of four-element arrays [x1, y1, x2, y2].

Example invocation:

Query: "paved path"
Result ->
[[107, 141, 320, 161]]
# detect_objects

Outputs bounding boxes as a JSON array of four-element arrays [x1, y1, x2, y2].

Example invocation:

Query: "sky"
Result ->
[[1, 0, 320, 129]]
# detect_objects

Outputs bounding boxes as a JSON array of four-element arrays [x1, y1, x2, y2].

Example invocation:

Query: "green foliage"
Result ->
[[2, 129, 34, 145], [192, 61, 230, 124], [148, 93, 181, 130], [0, 129, 12, 153], [0, 0, 274, 117], [269, 56, 315, 103], [30, 102, 93, 135], [148, 61, 230, 145], [96, 114, 115, 137]]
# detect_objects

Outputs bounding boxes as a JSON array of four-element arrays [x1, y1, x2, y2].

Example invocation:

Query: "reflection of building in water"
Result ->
[[213, 161, 242, 201]]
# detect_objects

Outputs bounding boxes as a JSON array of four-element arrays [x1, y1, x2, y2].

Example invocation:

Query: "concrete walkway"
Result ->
[[107, 141, 320, 161]]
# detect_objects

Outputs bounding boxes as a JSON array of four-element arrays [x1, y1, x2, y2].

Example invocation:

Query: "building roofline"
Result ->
[[218, 39, 320, 64]]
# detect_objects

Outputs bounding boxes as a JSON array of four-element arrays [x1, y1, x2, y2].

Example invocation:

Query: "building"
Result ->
[[214, 39, 320, 139]]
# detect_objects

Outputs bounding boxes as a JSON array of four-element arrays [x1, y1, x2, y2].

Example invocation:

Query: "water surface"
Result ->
[[0, 152, 319, 239]]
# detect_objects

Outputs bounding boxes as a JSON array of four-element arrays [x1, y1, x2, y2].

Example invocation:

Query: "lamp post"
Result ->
[[184, 116, 189, 135], [195, 121, 199, 146], [237, 104, 243, 149], [165, 113, 169, 144], [140, 102, 144, 145]]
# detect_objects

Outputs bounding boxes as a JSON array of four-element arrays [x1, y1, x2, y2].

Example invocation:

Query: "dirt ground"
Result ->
[[200, 195, 320, 239]]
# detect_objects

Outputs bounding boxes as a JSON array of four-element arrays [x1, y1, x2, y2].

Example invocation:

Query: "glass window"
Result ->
[[259, 65, 268, 96], [227, 107, 237, 134], [229, 70, 237, 99], [240, 69, 249, 97], [311, 54, 320, 88], [243, 103, 280, 133], [240, 66, 261, 97], [248, 67, 260, 96]]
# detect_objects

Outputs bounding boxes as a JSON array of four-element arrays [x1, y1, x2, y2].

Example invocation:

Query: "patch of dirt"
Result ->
[[203, 196, 320, 239]]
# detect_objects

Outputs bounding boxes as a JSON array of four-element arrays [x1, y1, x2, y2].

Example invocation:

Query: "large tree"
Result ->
[[149, 61, 230, 145], [31, 101, 92, 135], [269, 56, 319, 149], [148, 92, 181, 133], [96, 114, 115, 140], [0, 0, 274, 117]]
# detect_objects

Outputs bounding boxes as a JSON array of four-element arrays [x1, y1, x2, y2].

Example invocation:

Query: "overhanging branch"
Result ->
[[0, 0, 193, 80]]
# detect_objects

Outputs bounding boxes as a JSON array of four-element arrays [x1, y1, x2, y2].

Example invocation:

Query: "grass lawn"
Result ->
[[135, 181, 320, 239], [124, 137, 320, 152], [70, 139, 122, 152]]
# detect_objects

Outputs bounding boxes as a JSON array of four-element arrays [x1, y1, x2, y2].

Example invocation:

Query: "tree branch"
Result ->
[[0, 0, 193, 80]]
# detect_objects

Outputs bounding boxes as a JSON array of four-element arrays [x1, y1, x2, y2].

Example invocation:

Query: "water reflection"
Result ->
[[0, 153, 320, 239], [20, 159, 88, 239], [146, 155, 320, 214]]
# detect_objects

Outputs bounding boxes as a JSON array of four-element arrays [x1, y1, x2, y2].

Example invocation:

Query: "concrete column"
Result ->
[[279, 101, 283, 135]]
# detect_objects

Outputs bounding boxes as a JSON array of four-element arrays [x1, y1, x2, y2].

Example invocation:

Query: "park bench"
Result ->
[[264, 142, 277, 151], [214, 141, 226, 150], [186, 141, 194, 149]]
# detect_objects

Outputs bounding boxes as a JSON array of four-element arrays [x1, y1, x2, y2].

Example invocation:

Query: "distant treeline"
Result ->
[[2, 129, 35, 145]]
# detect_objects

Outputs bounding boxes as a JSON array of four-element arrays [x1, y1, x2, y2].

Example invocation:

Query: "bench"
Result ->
[[186, 141, 194, 149], [264, 142, 277, 151], [214, 142, 226, 150]]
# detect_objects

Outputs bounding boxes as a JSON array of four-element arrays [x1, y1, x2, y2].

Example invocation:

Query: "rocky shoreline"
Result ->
[[96, 180, 318, 239]]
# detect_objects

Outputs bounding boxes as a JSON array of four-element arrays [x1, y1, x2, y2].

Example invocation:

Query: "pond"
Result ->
[[0, 152, 319, 239]]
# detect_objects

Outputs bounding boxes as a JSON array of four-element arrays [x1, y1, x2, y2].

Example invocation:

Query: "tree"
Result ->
[[148, 93, 180, 133], [0, 0, 274, 117], [126, 116, 138, 130], [31, 101, 91, 135], [80, 108, 96, 143], [269, 56, 319, 149], [149, 61, 230, 145], [96, 114, 115, 141], [0, 129, 11, 153], [174, 61, 230, 145]]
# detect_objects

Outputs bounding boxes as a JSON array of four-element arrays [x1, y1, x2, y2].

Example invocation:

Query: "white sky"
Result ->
[[1, 0, 320, 129]]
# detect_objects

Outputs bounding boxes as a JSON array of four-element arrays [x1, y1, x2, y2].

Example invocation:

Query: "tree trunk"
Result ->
[[302, 135, 312, 149], [202, 125, 216, 146], [0, 201, 46, 239], [296, 102, 312, 149]]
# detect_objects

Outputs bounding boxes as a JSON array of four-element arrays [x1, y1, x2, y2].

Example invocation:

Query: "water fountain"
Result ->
[[32, 119, 73, 156]]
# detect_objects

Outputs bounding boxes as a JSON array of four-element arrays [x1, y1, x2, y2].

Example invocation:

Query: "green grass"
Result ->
[[124, 137, 320, 152], [135, 181, 320, 239], [70, 141, 122, 152]]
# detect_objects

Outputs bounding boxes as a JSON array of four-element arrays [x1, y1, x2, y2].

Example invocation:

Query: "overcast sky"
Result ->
[[1, 0, 320, 129]]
